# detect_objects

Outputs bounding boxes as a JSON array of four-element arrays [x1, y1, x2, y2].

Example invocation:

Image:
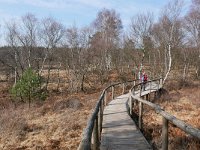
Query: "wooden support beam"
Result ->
[[150, 81, 152, 93], [154, 91, 157, 99], [139, 101, 143, 129], [140, 85, 142, 97], [146, 94, 148, 101], [162, 116, 168, 150], [98, 101, 103, 140], [129, 92, 133, 116], [112, 86, 114, 100], [104, 91, 107, 106], [93, 116, 99, 150], [160, 78, 163, 88], [133, 85, 136, 95], [122, 83, 125, 94]]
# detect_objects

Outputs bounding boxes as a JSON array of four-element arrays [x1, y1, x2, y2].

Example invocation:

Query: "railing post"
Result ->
[[133, 85, 135, 95], [140, 84, 142, 97], [93, 116, 99, 150], [160, 78, 163, 88], [133, 86, 137, 106], [112, 86, 114, 100], [98, 101, 103, 140], [133, 81, 136, 95], [162, 116, 168, 150], [154, 91, 157, 99], [129, 90, 133, 116], [104, 91, 107, 106], [122, 83, 125, 94], [139, 101, 143, 129], [146, 94, 149, 101], [150, 81, 152, 93]]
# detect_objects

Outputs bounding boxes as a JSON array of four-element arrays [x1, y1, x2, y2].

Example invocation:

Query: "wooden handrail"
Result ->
[[78, 79, 140, 150], [130, 77, 162, 91], [129, 79, 200, 150]]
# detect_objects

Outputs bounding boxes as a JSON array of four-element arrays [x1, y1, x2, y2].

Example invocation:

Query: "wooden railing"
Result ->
[[129, 78, 200, 150], [78, 79, 140, 150]]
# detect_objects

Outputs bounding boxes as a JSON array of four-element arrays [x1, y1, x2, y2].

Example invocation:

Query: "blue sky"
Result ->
[[0, 0, 191, 29]]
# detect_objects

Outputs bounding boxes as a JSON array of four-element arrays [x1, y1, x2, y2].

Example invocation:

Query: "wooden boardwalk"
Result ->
[[79, 78, 200, 150], [100, 83, 159, 150]]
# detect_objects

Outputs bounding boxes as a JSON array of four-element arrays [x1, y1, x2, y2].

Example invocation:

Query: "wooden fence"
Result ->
[[129, 79, 200, 150], [78, 79, 140, 150]]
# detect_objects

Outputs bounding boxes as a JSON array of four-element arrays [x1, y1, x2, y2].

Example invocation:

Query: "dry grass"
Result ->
[[0, 86, 99, 150], [0, 69, 199, 149], [0, 69, 130, 150], [141, 81, 200, 150]]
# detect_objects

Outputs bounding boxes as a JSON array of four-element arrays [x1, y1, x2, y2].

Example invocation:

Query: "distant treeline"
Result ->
[[0, 0, 199, 91]]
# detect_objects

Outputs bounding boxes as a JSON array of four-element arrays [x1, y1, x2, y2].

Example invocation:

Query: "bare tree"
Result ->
[[92, 8, 122, 71], [39, 17, 65, 90], [21, 13, 38, 68], [184, 0, 200, 78], [3, 14, 39, 86], [64, 25, 93, 92], [156, 0, 184, 84], [129, 12, 154, 78], [5, 21, 23, 85]]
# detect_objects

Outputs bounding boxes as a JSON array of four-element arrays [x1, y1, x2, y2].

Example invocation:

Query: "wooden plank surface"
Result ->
[[133, 82, 159, 97], [100, 94, 152, 150]]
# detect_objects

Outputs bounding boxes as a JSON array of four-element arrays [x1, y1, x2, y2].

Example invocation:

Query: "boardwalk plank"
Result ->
[[100, 93, 153, 150]]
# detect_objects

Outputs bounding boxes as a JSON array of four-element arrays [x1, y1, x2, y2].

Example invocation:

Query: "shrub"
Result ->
[[11, 68, 46, 107]]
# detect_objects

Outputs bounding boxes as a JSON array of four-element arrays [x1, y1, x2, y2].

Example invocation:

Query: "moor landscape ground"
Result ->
[[0, 69, 199, 150]]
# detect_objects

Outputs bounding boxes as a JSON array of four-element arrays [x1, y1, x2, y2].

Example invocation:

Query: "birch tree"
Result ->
[[21, 13, 38, 68], [158, 0, 184, 84], [184, 0, 200, 78], [92, 8, 122, 71], [39, 17, 65, 90], [129, 12, 154, 78]]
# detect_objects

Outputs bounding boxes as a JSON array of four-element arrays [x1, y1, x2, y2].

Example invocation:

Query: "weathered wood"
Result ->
[[101, 94, 152, 150], [160, 78, 163, 87], [78, 96, 102, 150], [150, 82, 152, 93], [162, 116, 168, 150], [154, 91, 157, 99], [112, 86, 114, 100], [146, 94, 148, 101], [159, 110, 200, 139], [122, 83, 125, 94], [98, 101, 103, 140], [104, 91, 107, 106], [78, 78, 161, 150], [139, 101, 143, 129], [157, 80, 159, 89], [130, 88, 200, 140], [93, 116, 99, 150], [129, 91, 133, 116], [133, 85, 136, 95]]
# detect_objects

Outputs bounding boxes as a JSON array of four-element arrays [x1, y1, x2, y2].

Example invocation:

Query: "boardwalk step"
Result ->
[[100, 93, 152, 150]]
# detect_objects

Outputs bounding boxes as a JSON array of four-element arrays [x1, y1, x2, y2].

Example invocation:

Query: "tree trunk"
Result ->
[[45, 60, 51, 91], [81, 73, 85, 92], [56, 62, 61, 92], [163, 44, 172, 84]]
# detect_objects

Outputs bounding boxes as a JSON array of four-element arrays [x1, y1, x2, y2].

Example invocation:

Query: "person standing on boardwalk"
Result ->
[[141, 71, 148, 91], [140, 71, 144, 90], [143, 72, 148, 90]]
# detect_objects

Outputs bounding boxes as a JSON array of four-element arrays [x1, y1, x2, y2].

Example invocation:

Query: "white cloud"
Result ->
[[0, 0, 110, 10], [0, 0, 18, 3], [74, 0, 111, 9]]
